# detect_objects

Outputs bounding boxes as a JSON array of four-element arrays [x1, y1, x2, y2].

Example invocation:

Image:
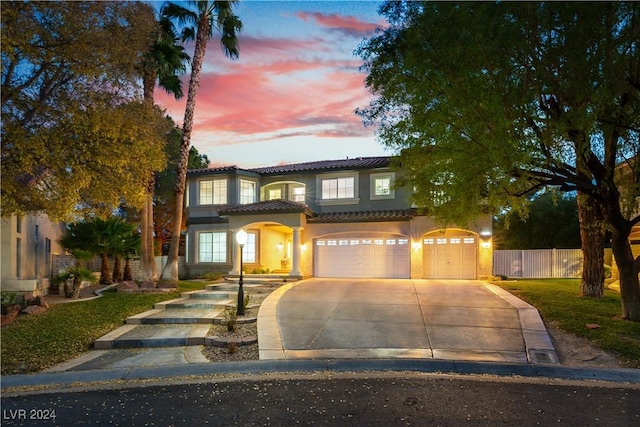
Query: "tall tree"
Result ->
[[161, 1, 242, 281], [154, 137, 210, 257], [137, 6, 190, 281], [1, 1, 162, 220], [358, 2, 640, 319]]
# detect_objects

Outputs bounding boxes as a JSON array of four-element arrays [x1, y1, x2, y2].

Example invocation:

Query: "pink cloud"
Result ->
[[154, 26, 375, 151], [296, 11, 380, 37]]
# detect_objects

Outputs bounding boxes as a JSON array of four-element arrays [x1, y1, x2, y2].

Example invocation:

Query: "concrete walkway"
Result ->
[[258, 279, 557, 364]]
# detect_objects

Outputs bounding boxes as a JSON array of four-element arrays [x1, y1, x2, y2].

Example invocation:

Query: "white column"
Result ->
[[229, 229, 240, 275], [290, 227, 302, 277]]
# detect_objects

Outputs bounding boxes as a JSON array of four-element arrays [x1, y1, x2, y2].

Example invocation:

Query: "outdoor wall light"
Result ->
[[481, 240, 492, 249], [412, 241, 421, 250], [277, 242, 284, 251], [300, 243, 307, 251], [235, 229, 248, 316]]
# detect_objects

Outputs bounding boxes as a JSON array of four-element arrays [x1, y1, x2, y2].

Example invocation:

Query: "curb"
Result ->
[[2, 359, 639, 394]]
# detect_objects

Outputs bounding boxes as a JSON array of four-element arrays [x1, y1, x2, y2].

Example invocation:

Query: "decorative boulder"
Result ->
[[140, 281, 156, 289], [34, 295, 49, 309], [22, 305, 47, 315], [117, 281, 138, 291]]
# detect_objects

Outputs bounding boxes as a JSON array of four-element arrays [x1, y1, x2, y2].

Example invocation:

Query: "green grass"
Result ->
[[0, 281, 210, 375], [493, 279, 640, 368]]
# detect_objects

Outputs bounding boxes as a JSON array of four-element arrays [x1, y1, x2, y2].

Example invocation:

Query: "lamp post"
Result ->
[[235, 229, 248, 316]]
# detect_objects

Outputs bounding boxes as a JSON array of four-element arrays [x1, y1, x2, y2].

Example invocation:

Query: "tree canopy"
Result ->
[[358, 1, 640, 319], [1, 1, 168, 220], [494, 193, 581, 250]]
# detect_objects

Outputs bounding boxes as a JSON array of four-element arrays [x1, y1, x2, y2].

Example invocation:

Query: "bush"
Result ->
[[200, 271, 224, 281], [604, 264, 612, 279]]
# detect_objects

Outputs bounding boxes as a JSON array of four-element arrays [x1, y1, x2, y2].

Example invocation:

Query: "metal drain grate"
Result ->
[[528, 349, 558, 364]]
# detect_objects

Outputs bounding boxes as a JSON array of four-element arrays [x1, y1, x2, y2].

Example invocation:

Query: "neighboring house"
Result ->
[[184, 156, 493, 280], [1, 213, 66, 295]]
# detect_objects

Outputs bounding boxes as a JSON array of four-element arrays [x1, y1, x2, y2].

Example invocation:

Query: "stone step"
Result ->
[[154, 297, 233, 310], [182, 290, 236, 300], [224, 275, 290, 285], [126, 308, 224, 324], [94, 324, 210, 349]]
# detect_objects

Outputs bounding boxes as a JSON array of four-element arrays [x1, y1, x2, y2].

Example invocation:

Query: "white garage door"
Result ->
[[423, 235, 477, 279], [315, 236, 410, 278]]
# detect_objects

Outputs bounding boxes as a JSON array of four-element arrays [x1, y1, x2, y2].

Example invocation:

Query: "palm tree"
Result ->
[[137, 6, 190, 281], [110, 222, 141, 282], [60, 217, 134, 285], [161, 0, 242, 281]]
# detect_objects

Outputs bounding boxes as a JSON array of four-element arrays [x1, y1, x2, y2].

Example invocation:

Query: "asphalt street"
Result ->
[[2, 372, 639, 426]]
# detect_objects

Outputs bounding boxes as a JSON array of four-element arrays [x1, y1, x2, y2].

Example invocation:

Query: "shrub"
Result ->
[[224, 306, 237, 332], [200, 271, 224, 281]]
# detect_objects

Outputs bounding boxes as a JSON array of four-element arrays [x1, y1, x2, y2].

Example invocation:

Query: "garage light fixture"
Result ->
[[479, 230, 491, 248], [412, 241, 421, 250]]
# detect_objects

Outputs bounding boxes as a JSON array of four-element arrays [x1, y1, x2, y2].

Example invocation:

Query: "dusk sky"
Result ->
[[152, 0, 390, 168]]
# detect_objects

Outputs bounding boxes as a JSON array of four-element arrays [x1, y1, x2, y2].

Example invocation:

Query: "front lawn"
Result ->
[[493, 279, 640, 368], [0, 281, 209, 375]]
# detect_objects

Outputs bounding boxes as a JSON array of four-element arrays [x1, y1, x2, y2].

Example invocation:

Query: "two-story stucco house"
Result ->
[[184, 156, 493, 280]]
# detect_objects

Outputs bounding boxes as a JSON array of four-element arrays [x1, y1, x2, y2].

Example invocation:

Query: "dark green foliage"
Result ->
[[494, 193, 581, 249]]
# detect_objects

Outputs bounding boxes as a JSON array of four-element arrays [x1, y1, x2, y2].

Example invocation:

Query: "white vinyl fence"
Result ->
[[493, 249, 583, 278]]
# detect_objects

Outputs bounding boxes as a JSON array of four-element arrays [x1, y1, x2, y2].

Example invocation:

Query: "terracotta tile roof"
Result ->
[[217, 199, 315, 216], [188, 156, 391, 176], [250, 156, 390, 175], [308, 209, 413, 223], [188, 165, 241, 175]]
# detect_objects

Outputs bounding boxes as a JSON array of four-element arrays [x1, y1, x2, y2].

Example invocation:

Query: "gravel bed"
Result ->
[[201, 283, 282, 363]]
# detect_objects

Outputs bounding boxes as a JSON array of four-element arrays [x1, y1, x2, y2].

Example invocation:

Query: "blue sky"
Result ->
[[153, 0, 390, 168]]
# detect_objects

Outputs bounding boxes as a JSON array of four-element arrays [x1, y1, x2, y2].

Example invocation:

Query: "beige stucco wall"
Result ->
[[1, 214, 66, 295]]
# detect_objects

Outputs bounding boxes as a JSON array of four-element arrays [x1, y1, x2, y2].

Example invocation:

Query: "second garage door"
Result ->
[[315, 236, 410, 278], [423, 234, 477, 279]]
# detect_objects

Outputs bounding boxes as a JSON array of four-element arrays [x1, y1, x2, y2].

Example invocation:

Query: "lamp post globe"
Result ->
[[236, 229, 248, 316]]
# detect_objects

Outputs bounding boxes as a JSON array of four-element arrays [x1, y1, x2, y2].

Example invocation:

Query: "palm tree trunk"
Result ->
[[123, 258, 133, 281], [147, 188, 157, 279], [112, 255, 123, 282], [162, 16, 210, 281], [100, 253, 112, 285], [140, 67, 158, 281]]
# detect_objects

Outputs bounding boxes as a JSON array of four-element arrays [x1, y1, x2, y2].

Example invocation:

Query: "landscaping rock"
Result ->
[[140, 281, 156, 289], [117, 281, 138, 291], [157, 281, 178, 289], [22, 305, 47, 315], [34, 295, 49, 309]]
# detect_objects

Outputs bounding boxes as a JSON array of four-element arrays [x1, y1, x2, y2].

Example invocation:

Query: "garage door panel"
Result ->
[[315, 236, 409, 278], [423, 235, 477, 279]]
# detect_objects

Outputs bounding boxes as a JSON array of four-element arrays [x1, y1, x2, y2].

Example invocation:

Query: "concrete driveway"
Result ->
[[257, 279, 557, 364]]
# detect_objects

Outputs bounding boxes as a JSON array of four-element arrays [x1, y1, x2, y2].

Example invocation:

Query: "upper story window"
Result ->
[[316, 172, 359, 205], [322, 177, 354, 199], [240, 180, 257, 204], [199, 179, 227, 205], [262, 182, 306, 203], [268, 188, 282, 200], [370, 172, 395, 200], [292, 186, 305, 202]]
